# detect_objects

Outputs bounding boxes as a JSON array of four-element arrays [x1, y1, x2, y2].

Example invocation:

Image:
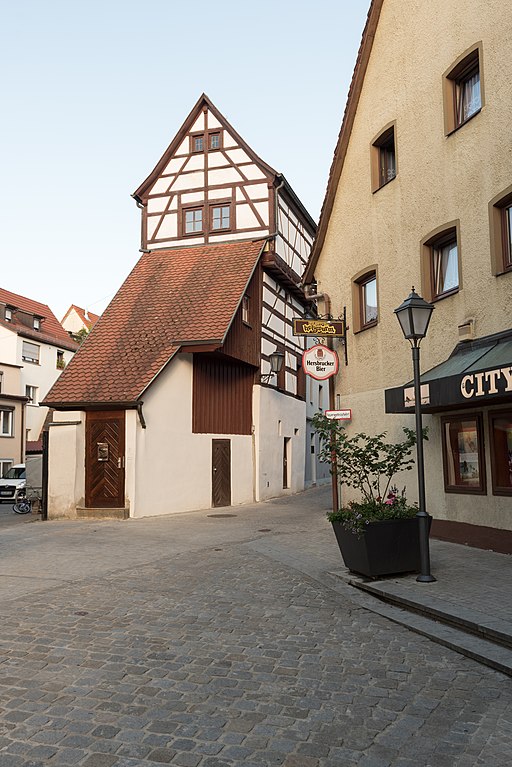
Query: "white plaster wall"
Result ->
[[253, 385, 306, 501], [131, 354, 253, 517], [0, 329, 19, 365], [47, 411, 85, 519], [19, 339, 74, 440]]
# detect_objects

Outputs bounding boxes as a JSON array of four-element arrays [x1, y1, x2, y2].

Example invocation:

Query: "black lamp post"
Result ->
[[394, 288, 436, 583]]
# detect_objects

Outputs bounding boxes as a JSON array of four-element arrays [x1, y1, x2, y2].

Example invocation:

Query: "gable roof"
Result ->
[[133, 93, 278, 202], [0, 287, 78, 351], [43, 238, 266, 407], [303, 0, 384, 283], [61, 304, 100, 330]]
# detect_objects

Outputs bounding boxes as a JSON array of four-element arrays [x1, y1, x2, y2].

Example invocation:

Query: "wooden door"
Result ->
[[85, 411, 125, 508], [212, 439, 231, 507]]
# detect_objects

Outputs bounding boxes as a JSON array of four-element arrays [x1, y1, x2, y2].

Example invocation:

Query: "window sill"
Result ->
[[354, 320, 378, 334], [372, 175, 397, 194], [446, 107, 482, 136], [495, 266, 512, 277], [22, 359, 40, 365], [444, 485, 487, 495], [432, 287, 459, 303]]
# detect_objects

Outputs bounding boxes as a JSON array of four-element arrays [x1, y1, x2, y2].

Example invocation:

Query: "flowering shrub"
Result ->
[[311, 413, 427, 535]]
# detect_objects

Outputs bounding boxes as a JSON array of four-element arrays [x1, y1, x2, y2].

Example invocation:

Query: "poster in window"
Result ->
[[457, 427, 480, 486]]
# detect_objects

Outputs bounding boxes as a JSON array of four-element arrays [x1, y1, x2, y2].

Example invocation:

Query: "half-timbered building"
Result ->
[[44, 94, 320, 518]]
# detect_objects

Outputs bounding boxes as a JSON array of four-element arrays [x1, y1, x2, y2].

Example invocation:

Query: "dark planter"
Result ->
[[332, 516, 429, 578]]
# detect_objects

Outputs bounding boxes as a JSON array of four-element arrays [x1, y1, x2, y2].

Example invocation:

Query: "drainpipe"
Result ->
[[136, 401, 146, 429]]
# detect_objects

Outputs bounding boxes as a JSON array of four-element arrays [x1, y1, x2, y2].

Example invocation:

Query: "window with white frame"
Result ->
[[25, 385, 38, 404], [0, 409, 13, 436], [22, 340, 40, 364]]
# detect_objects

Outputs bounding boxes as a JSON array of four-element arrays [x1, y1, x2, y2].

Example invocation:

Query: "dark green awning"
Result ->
[[385, 332, 512, 413]]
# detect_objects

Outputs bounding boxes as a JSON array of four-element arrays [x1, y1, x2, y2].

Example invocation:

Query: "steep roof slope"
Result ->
[[44, 239, 266, 406], [303, 0, 384, 283], [0, 287, 77, 350]]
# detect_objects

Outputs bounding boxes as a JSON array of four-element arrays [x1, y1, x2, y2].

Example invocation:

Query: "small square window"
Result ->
[[442, 415, 486, 494], [371, 125, 396, 192], [192, 135, 204, 152], [25, 385, 38, 404], [421, 224, 460, 302], [209, 132, 220, 149], [184, 207, 203, 234], [443, 45, 483, 135], [22, 340, 40, 364], [211, 205, 230, 231]]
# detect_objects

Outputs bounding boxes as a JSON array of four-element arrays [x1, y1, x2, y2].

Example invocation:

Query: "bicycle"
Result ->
[[13, 486, 41, 515]]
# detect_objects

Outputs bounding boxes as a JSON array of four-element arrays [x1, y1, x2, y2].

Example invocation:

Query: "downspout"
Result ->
[[136, 401, 146, 429]]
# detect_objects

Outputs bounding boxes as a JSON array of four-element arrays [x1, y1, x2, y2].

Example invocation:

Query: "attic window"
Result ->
[[5, 308, 12, 322], [191, 135, 204, 153], [33, 317, 41, 330], [209, 132, 222, 150], [184, 207, 203, 234]]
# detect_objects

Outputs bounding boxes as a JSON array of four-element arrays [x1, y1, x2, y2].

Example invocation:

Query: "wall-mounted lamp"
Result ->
[[261, 349, 285, 383]]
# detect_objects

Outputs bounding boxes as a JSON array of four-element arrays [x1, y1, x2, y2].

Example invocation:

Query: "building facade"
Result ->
[[0, 288, 77, 467], [44, 95, 326, 519], [304, 0, 512, 551]]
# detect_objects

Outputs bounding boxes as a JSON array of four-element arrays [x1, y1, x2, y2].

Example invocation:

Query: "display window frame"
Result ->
[[489, 410, 512, 496], [441, 413, 486, 495]]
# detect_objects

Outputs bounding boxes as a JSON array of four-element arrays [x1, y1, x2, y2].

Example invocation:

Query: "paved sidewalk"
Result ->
[[0, 485, 510, 767]]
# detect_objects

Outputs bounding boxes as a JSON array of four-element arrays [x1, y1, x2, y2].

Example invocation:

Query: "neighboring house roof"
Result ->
[[43, 239, 266, 407], [0, 287, 78, 351], [303, 0, 384, 283], [61, 304, 100, 331]]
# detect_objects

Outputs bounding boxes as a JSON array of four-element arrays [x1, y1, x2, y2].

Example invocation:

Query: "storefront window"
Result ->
[[490, 412, 512, 495], [442, 415, 486, 494]]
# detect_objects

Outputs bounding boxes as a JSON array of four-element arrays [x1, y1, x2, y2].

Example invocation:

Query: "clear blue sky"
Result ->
[[0, 1, 369, 320]]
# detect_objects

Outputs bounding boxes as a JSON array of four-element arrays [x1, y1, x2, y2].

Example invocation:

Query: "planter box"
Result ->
[[332, 517, 426, 578]]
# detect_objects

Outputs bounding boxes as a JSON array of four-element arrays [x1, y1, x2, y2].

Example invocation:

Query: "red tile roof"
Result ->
[[44, 239, 266, 406], [61, 304, 100, 330], [0, 287, 78, 351]]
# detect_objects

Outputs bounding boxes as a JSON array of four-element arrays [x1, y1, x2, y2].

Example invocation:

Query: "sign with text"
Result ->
[[293, 318, 345, 337], [325, 409, 352, 421], [302, 344, 339, 380]]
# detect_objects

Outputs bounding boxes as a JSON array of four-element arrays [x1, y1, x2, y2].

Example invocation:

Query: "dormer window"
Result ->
[[33, 317, 41, 330], [5, 308, 12, 322]]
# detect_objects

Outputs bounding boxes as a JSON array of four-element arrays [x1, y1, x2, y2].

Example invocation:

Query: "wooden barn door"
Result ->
[[212, 439, 231, 507], [85, 411, 125, 508]]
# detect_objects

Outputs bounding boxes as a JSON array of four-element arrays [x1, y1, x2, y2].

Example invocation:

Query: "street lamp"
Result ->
[[261, 349, 285, 383], [394, 287, 436, 583]]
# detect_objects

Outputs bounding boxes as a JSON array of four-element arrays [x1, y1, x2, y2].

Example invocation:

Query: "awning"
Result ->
[[385, 331, 512, 413]]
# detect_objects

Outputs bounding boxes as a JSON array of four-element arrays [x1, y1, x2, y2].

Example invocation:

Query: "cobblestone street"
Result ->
[[0, 487, 511, 766]]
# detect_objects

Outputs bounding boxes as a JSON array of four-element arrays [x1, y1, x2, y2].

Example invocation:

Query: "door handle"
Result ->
[[117, 456, 125, 469]]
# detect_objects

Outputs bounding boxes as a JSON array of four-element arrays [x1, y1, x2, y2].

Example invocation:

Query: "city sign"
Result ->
[[302, 344, 339, 380], [325, 409, 352, 421], [293, 318, 345, 337]]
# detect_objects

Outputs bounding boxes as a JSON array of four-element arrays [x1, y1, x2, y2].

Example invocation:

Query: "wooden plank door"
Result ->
[[85, 411, 125, 508], [212, 439, 231, 507]]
